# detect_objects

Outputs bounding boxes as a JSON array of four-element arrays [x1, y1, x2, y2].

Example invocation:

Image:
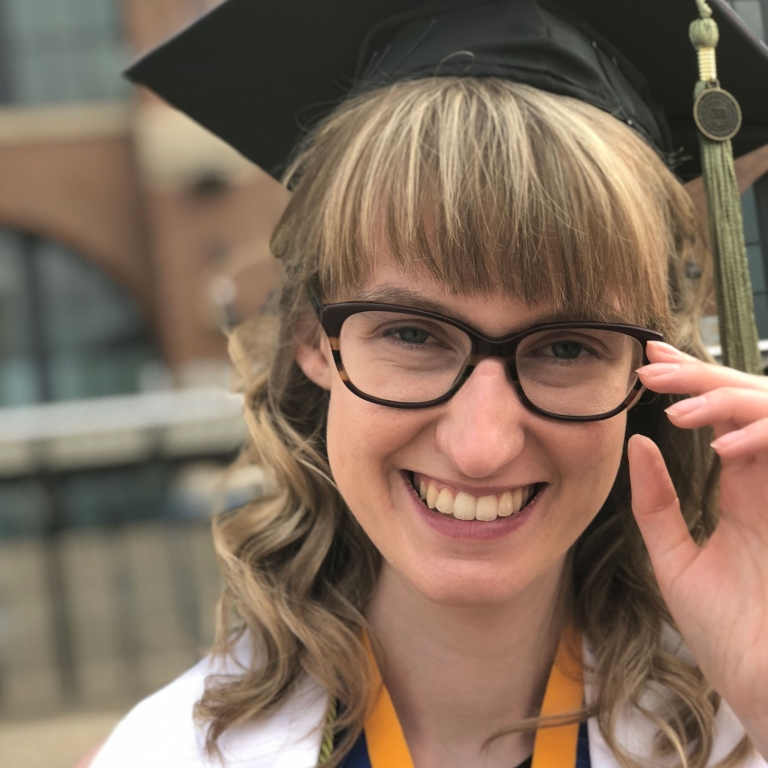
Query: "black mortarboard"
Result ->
[[126, 0, 768, 180]]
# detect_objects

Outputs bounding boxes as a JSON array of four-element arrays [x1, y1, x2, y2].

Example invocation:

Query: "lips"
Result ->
[[409, 472, 540, 521]]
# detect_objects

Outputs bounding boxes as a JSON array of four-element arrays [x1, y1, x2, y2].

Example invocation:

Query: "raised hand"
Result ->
[[629, 341, 768, 758]]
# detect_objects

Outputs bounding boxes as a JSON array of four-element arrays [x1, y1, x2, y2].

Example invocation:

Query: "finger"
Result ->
[[638, 358, 768, 397], [665, 388, 768, 431], [628, 435, 699, 594], [710, 416, 768, 460], [645, 341, 700, 363]]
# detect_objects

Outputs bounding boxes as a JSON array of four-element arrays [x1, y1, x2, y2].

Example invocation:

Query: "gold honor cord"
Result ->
[[690, 0, 763, 374], [530, 627, 584, 768], [319, 629, 585, 767], [359, 631, 416, 768]]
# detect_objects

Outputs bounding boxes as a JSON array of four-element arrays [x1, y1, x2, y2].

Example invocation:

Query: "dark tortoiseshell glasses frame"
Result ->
[[309, 291, 664, 422]]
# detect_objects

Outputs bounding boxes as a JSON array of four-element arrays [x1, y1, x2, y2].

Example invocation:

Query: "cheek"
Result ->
[[591, 418, 626, 485], [326, 391, 385, 480], [325, 386, 423, 510], [550, 416, 626, 522], [325, 389, 413, 569], [501, 418, 626, 598]]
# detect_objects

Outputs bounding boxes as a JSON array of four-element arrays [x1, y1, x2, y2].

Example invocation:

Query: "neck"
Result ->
[[366, 559, 570, 768]]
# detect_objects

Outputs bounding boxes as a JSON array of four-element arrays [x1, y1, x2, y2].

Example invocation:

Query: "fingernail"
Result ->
[[638, 363, 681, 376], [666, 395, 705, 416], [711, 430, 747, 450], [648, 341, 684, 358]]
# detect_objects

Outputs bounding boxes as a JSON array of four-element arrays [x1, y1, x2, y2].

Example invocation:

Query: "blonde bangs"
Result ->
[[276, 78, 700, 332]]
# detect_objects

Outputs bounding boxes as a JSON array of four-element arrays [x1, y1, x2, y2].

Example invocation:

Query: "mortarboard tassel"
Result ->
[[690, 0, 762, 374], [318, 698, 337, 763]]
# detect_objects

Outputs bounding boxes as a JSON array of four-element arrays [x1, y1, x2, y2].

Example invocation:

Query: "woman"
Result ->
[[92, 3, 768, 768]]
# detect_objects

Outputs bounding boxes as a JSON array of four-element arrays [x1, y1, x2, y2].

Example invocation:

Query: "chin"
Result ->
[[407, 564, 543, 608]]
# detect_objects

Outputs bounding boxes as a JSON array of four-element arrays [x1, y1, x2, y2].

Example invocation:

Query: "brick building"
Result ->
[[0, 0, 287, 405]]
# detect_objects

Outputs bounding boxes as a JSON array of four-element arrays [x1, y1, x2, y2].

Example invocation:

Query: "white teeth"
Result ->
[[453, 492, 477, 521], [413, 474, 536, 521], [435, 488, 455, 515], [476, 495, 498, 521], [498, 491, 515, 517]]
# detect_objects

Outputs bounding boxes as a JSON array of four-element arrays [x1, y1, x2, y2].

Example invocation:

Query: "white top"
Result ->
[[91, 640, 767, 768]]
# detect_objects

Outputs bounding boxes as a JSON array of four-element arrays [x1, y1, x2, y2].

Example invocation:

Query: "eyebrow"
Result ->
[[349, 284, 619, 331], [351, 286, 463, 318]]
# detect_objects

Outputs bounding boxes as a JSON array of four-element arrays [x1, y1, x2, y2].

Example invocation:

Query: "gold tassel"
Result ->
[[690, 0, 762, 374], [318, 698, 337, 763]]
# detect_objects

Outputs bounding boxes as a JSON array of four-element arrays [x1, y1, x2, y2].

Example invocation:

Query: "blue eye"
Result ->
[[550, 340, 583, 359], [389, 327, 430, 344]]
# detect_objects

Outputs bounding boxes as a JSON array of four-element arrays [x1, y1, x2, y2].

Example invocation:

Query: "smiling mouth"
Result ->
[[407, 472, 543, 522]]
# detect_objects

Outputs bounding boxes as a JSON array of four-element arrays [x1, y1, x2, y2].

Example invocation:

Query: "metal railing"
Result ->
[[0, 388, 254, 718]]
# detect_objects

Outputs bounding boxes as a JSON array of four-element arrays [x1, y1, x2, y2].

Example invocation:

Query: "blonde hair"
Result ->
[[196, 78, 748, 768]]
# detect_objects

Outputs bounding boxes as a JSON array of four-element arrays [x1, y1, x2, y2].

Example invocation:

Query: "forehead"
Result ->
[[346, 257, 626, 336]]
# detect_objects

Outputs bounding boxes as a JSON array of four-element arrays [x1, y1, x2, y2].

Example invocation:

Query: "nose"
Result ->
[[435, 358, 529, 479]]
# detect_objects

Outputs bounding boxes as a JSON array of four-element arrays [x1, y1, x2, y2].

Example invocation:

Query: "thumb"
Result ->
[[628, 435, 699, 595]]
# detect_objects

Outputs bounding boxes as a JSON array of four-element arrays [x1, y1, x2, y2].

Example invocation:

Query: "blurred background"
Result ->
[[0, 2, 768, 768], [0, 1, 288, 766]]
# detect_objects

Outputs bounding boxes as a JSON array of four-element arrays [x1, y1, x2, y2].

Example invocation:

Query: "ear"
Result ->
[[295, 331, 333, 391]]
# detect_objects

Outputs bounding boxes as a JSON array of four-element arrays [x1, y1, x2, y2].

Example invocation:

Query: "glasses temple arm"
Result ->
[[307, 280, 324, 320]]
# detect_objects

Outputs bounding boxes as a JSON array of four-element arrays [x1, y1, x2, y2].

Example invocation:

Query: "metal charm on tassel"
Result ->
[[690, 0, 762, 374]]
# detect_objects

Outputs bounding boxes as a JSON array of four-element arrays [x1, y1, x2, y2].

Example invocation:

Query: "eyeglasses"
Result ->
[[310, 293, 663, 422]]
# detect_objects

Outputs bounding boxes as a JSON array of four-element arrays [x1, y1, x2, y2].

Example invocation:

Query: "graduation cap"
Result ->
[[127, 0, 768, 373]]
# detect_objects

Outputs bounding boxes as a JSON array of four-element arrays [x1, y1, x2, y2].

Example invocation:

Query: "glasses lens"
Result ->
[[515, 328, 644, 417], [339, 311, 472, 403]]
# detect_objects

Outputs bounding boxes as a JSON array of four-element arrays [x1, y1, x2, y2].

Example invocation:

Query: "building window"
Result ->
[[0, 0, 129, 105], [743, 184, 768, 337], [0, 229, 158, 406], [733, 0, 766, 39]]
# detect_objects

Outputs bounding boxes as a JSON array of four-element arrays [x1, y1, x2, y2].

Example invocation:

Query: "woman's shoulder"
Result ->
[[89, 638, 328, 768], [585, 631, 767, 768], [588, 700, 767, 768]]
